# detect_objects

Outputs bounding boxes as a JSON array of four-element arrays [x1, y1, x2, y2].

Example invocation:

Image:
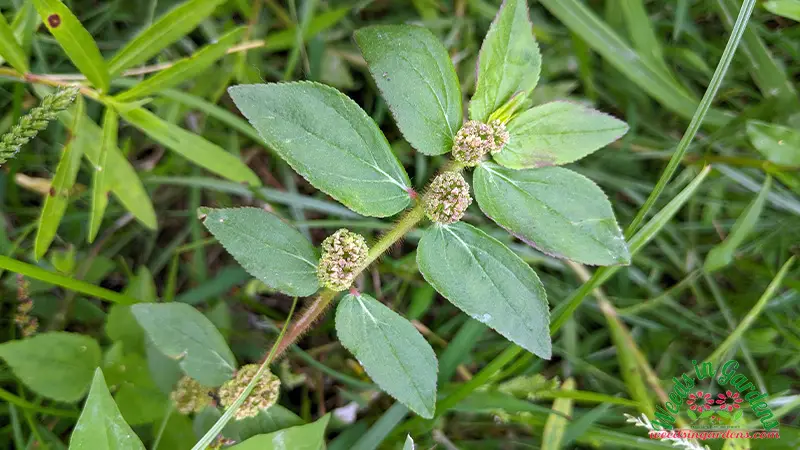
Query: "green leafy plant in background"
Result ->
[[201, 0, 629, 424], [0, 0, 798, 449]]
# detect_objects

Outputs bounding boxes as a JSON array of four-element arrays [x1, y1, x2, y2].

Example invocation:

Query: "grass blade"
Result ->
[[32, 0, 109, 91], [625, 0, 757, 236], [0, 12, 28, 72], [34, 97, 85, 259], [0, 255, 139, 304], [705, 256, 796, 364], [538, 0, 729, 126], [541, 378, 576, 450], [714, 0, 798, 105], [120, 107, 261, 186], [59, 109, 158, 229], [116, 27, 245, 102], [108, 0, 227, 75], [704, 176, 771, 272], [87, 108, 117, 243]]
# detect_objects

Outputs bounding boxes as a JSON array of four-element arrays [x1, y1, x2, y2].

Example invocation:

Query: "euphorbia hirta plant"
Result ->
[[203, 0, 629, 419]]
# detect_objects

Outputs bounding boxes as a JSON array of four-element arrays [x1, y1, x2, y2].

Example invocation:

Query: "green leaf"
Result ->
[[116, 27, 244, 101], [32, 0, 109, 92], [226, 406, 305, 441], [700, 410, 714, 419], [355, 25, 462, 156], [470, 0, 541, 122], [494, 101, 629, 169], [131, 302, 236, 386], [537, 0, 729, 127], [68, 369, 146, 450], [417, 222, 551, 359], [228, 82, 412, 217], [35, 98, 85, 260], [59, 109, 157, 229], [335, 293, 438, 418], [106, 267, 157, 353], [88, 108, 117, 243], [120, 107, 260, 186], [0, 332, 101, 402], [746, 120, 800, 166], [108, 0, 227, 75], [704, 177, 771, 272], [765, 0, 800, 21], [199, 207, 320, 297], [0, 12, 28, 72], [541, 378, 575, 450], [473, 163, 629, 266], [403, 436, 415, 450], [687, 409, 697, 420], [228, 413, 330, 450]]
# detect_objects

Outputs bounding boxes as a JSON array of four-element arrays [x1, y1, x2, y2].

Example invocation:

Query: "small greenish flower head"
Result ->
[[170, 376, 213, 415], [424, 172, 472, 224], [451, 120, 509, 166], [218, 364, 281, 420], [317, 229, 369, 291]]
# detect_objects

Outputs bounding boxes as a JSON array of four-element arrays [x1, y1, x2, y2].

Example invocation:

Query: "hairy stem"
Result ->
[[271, 160, 465, 359]]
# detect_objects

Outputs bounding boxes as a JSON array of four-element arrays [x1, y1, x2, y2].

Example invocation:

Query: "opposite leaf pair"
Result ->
[[209, 0, 630, 419]]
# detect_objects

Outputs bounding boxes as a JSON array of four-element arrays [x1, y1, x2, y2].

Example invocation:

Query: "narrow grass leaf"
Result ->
[[131, 302, 236, 386], [619, 0, 673, 77], [714, 0, 798, 104], [262, 8, 349, 52], [470, 0, 541, 122], [705, 177, 771, 272], [32, 0, 109, 91], [495, 101, 629, 169], [625, 0, 756, 235], [336, 293, 438, 418], [228, 82, 411, 217], [120, 107, 260, 186], [108, 0, 227, 75], [35, 98, 85, 259], [356, 25, 462, 156], [538, 0, 729, 127], [59, 109, 157, 229], [746, 120, 800, 165], [0, 12, 27, 72], [88, 108, 117, 243], [68, 369, 145, 450], [705, 256, 796, 364], [603, 307, 656, 417], [764, 0, 800, 21], [0, 255, 139, 304], [474, 163, 629, 266], [417, 222, 551, 359], [199, 207, 320, 297], [541, 378, 576, 450], [228, 414, 330, 450], [116, 27, 245, 101], [0, 332, 101, 403]]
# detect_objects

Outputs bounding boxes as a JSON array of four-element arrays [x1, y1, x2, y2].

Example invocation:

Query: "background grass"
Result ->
[[1, 0, 798, 449]]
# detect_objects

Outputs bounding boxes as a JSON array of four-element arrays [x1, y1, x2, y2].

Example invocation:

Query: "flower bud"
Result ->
[[451, 120, 509, 165], [218, 364, 281, 420], [424, 172, 472, 224], [317, 229, 369, 291], [170, 376, 213, 415]]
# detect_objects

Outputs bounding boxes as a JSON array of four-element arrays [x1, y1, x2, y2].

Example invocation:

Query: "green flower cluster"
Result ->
[[317, 229, 369, 291]]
